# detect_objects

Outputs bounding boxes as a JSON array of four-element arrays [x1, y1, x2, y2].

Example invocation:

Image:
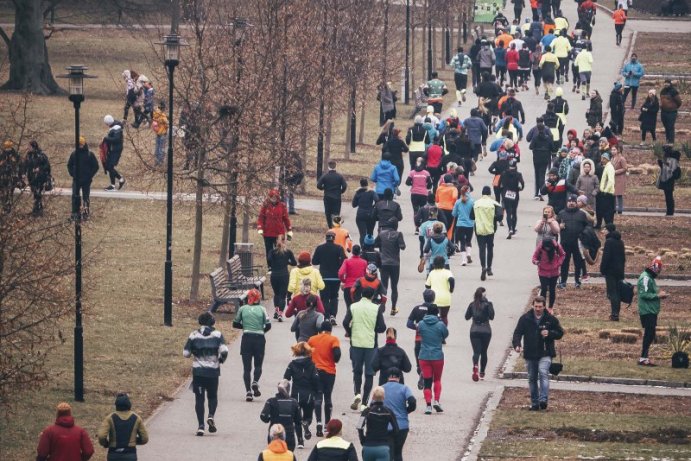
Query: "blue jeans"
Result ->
[[155, 135, 166, 164], [525, 356, 551, 406], [362, 445, 390, 461], [284, 191, 295, 213]]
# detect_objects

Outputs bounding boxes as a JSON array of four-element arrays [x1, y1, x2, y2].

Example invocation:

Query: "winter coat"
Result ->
[[527, 126, 555, 164], [374, 229, 406, 266], [609, 91, 625, 119], [288, 266, 325, 295], [495, 47, 507, 67], [352, 188, 379, 218], [600, 230, 626, 279], [435, 182, 459, 211], [67, 147, 99, 184], [24, 149, 51, 187], [307, 437, 358, 461], [372, 198, 403, 229], [621, 61, 645, 87], [540, 178, 578, 214], [657, 152, 681, 190], [104, 122, 124, 168], [384, 138, 408, 168], [477, 46, 496, 68], [284, 356, 321, 397], [512, 310, 564, 360], [371, 342, 413, 384], [557, 207, 590, 245], [370, 160, 400, 195], [152, 108, 168, 136], [660, 85, 683, 113], [36, 416, 95, 461], [639, 96, 659, 131], [637, 269, 661, 316], [257, 201, 292, 238], [338, 255, 368, 288], [612, 154, 628, 196], [462, 116, 488, 146], [313, 241, 347, 280], [317, 170, 348, 200], [452, 195, 475, 228], [534, 218, 560, 245], [532, 243, 566, 277], [506, 49, 520, 71], [417, 314, 449, 360], [576, 159, 599, 199], [587, 95, 603, 127]]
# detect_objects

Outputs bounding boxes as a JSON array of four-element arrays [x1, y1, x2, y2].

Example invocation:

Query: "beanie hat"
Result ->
[[605, 223, 617, 232], [363, 234, 375, 246], [3, 140, 14, 150], [577, 195, 588, 205], [367, 263, 378, 274], [426, 105, 434, 113], [549, 167, 559, 176], [78, 136, 86, 147], [567, 194, 578, 202], [613, 82, 623, 91], [325, 419, 343, 438], [297, 251, 311, 265], [647, 256, 663, 275], [602, 153, 611, 161], [555, 87, 563, 97], [247, 288, 262, 305], [115, 392, 132, 411], [481, 186, 491, 195], [268, 188, 280, 199], [56, 402, 72, 417], [415, 115, 423, 124], [104, 114, 114, 125], [423, 288, 436, 303]]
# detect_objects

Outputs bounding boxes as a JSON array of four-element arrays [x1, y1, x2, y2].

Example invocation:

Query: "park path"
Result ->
[[136, 2, 667, 460]]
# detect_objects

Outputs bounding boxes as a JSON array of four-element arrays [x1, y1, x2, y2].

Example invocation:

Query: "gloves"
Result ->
[[287, 231, 293, 241], [258, 229, 263, 235]]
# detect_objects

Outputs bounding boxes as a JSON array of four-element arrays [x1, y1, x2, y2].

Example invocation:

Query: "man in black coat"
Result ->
[[527, 117, 554, 197], [103, 115, 125, 191], [599, 223, 626, 321], [317, 160, 348, 228], [512, 296, 564, 411], [557, 195, 590, 288], [67, 137, 100, 220], [312, 230, 347, 323]]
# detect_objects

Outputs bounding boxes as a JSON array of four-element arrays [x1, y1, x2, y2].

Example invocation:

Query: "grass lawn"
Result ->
[[0, 194, 323, 460], [513, 284, 691, 382], [480, 388, 691, 460]]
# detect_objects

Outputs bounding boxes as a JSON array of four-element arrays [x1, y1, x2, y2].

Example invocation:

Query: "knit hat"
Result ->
[[325, 419, 343, 438], [647, 256, 663, 275], [602, 153, 611, 161], [79, 136, 86, 147], [56, 402, 72, 417], [548, 167, 559, 176], [297, 251, 311, 265], [443, 174, 454, 183], [104, 114, 114, 125], [613, 82, 623, 91], [247, 288, 262, 305], [577, 195, 588, 205], [605, 223, 617, 232], [426, 105, 434, 113], [482, 186, 492, 195], [2, 140, 14, 150], [415, 115, 423, 124], [423, 288, 436, 303], [363, 234, 375, 246], [567, 194, 578, 202], [115, 392, 132, 411], [559, 146, 569, 153], [367, 263, 378, 274], [268, 188, 280, 199]]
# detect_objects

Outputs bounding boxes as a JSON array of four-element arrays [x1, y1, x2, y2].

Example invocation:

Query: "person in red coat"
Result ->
[[506, 43, 520, 89], [257, 188, 293, 266], [36, 402, 94, 461]]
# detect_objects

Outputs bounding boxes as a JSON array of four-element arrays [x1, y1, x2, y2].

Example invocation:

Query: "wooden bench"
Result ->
[[226, 255, 266, 299], [208, 268, 248, 313]]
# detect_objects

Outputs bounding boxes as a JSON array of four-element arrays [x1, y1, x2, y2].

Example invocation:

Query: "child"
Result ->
[[143, 81, 155, 124], [152, 101, 168, 165]]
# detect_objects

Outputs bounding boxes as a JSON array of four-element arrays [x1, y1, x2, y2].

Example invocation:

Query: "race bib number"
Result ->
[[504, 190, 517, 200]]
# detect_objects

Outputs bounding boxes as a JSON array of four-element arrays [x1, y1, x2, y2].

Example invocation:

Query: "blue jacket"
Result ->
[[621, 61, 645, 88], [494, 117, 523, 138], [370, 160, 400, 195], [541, 34, 555, 49], [418, 315, 448, 361], [452, 196, 475, 228], [462, 116, 488, 145], [423, 123, 438, 149], [495, 47, 507, 67]]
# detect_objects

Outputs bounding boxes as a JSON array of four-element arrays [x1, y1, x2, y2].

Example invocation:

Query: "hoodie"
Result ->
[[183, 326, 229, 377], [373, 197, 403, 229], [288, 266, 325, 295], [37, 416, 95, 461], [532, 242, 567, 277], [417, 315, 449, 361], [477, 44, 496, 69], [370, 160, 400, 195], [259, 439, 295, 461]]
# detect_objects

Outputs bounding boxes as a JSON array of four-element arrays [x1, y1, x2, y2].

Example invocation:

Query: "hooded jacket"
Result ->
[[257, 199, 292, 238], [284, 356, 321, 397], [527, 125, 555, 163], [97, 410, 149, 454], [452, 195, 475, 228], [532, 242, 566, 277], [417, 314, 449, 361], [435, 182, 459, 211], [288, 266, 325, 295], [308, 436, 358, 461], [36, 416, 95, 461], [259, 440, 296, 461], [637, 269, 661, 316], [372, 341, 413, 385], [183, 326, 229, 377], [370, 160, 400, 195], [477, 45, 496, 69], [621, 60, 645, 87], [512, 310, 564, 359], [67, 146, 100, 184], [600, 231, 625, 279], [352, 187, 379, 218], [372, 197, 403, 229], [374, 229, 406, 266], [104, 122, 124, 167], [462, 116, 488, 146]]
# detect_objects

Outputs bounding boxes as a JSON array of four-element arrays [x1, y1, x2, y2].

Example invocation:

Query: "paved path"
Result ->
[[138, 2, 650, 460]]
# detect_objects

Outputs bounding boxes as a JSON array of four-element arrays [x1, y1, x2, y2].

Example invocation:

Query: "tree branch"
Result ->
[[0, 26, 10, 50]]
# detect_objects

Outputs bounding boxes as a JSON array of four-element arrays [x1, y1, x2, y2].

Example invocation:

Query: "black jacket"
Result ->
[[268, 249, 297, 277], [372, 199, 403, 230], [414, 204, 448, 228], [284, 357, 321, 398], [374, 229, 406, 266], [67, 146, 99, 184], [24, 149, 51, 186], [371, 342, 413, 385], [512, 310, 564, 360], [501, 97, 525, 124], [260, 394, 303, 439], [357, 401, 399, 446], [556, 207, 590, 244], [307, 439, 358, 461], [312, 241, 347, 278], [600, 230, 625, 279], [317, 170, 347, 200], [104, 122, 124, 168], [527, 125, 554, 164], [405, 125, 428, 150], [352, 188, 379, 218], [499, 169, 525, 198], [384, 138, 408, 166]]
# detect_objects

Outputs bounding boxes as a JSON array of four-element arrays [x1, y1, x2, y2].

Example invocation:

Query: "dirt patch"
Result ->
[[633, 32, 691, 75]]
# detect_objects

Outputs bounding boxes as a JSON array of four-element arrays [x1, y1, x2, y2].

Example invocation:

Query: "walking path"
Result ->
[[139, 3, 678, 461]]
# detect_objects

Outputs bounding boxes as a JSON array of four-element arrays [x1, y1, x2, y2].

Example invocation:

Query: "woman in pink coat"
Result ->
[[532, 238, 566, 313]]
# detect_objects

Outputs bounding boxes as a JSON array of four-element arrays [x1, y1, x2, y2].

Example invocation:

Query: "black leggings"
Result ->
[[508, 69, 519, 88], [476, 234, 495, 270], [271, 273, 289, 310], [640, 313, 657, 359], [455, 226, 474, 251], [356, 215, 376, 246], [263, 236, 277, 266], [469, 331, 492, 373], [539, 275, 559, 308], [192, 375, 218, 427], [295, 393, 315, 426], [641, 128, 657, 142], [411, 194, 427, 218], [380, 264, 401, 308], [315, 370, 336, 424], [240, 334, 265, 392], [532, 69, 542, 88], [320, 280, 341, 319], [503, 197, 519, 232], [107, 166, 122, 185], [496, 66, 507, 85]]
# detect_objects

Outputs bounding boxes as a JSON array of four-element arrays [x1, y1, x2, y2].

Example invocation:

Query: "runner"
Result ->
[[423, 71, 449, 114], [317, 160, 348, 229], [382, 367, 416, 461], [573, 43, 593, 99], [371, 328, 413, 386], [417, 303, 449, 414], [600, 224, 626, 321], [260, 380, 303, 451], [308, 321, 341, 433], [425, 256, 455, 326], [406, 157, 433, 226], [539, 45, 559, 100], [452, 185, 475, 265], [233, 289, 271, 403], [423, 222, 453, 273], [405, 116, 429, 170], [313, 230, 347, 325], [306, 419, 358, 460], [550, 30, 572, 85], [331, 216, 353, 254], [357, 387, 399, 460], [268, 236, 297, 322], [183, 312, 229, 435], [258, 424, 297, 461], [471, 186, 503, 281], [288, 252, 325, 296], [613, 5, 627, 47], [283, 342, 321, 442], [258, 188, 293, 266], [449, 46, 473, 105], [464, 287, 495, 381], [339, 245, 368, 314], [292, 295, 324, 342], [374, 225, 406, 315], [97, 393, 149, 459], [499, 159, 525, 238], [352, 178, 379, 247]]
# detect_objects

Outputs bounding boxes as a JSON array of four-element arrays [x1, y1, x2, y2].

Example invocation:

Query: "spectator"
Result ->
[[609, 83, 625, 135], [637, 257, 667, 366], [67, 136, 99, 220], [597, 153, 616, 228], [639, 89, 660, 146], [533, 205, 560, 245], [36, 402, 94, 461], [660, 79, 683, 144], [23, 140, 52, 217], [600, 223, 626, 321], [657, 145, 682, 216], [611, 146, 628, 214], [317, 160, 348, 229], [621, 53, 645, 109], [556, 194, 590, 288]]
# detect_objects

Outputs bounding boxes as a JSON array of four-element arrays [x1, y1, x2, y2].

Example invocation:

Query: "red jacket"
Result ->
[[285, 293, 325, 317], [338, 255, 368, 288], [532, 243, 566, 278], [506, 49, 520, 71], [257, 200, 292, 238], [36, 416, 94, 461], [426, 144, 443, 169]]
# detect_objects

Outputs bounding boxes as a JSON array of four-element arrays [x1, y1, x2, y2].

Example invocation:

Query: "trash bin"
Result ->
[[234, 242, 254, 276]]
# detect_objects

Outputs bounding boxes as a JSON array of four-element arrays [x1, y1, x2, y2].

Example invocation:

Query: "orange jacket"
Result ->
[[495, 33, 513, 48], [332, 226, 353, 254], [530, 0, 538, 7], [613, 10, 627, 25], [435, 183, 458, 211]]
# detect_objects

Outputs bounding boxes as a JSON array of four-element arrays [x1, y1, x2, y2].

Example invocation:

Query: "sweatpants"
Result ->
[[107, 166, 122, 185], [469, 331, 492, 373], [380, 265, 401, 309], [192, 375, 218, 428], [476, 234, 495, 270], [271, 273, 289, 311], [240, 334, 266, 392], [315, 370, 336, 424], [419, 359, 444, 404]]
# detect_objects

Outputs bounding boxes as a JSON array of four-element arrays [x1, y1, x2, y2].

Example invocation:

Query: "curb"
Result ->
[[622, 206, 691, 214], [501, 371, 691, 388], [595, 4, 691, 21], [567, 272, 691, 281], [461, 387, 504, 461]]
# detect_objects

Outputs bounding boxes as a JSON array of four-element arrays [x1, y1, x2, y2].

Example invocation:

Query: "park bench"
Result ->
[[226, 255, 266, 299], [208, 267, 248, 313]]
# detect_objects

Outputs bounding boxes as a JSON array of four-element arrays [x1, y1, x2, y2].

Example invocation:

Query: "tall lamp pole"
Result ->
[[158, 34, 187, 327], [58, 65, 96, 402], [405, 0, 410, 104], [427, 15, 433, 80]]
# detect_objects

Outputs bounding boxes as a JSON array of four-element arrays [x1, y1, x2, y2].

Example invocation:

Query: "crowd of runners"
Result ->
[[30, 1, 685, 461]]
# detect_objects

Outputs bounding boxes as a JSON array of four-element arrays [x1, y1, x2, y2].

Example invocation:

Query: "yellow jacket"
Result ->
[[574, 51, 593, 73], [152, 109, 168, 136], [551, 36, 572, 58], [288, 266, 325, 295], [600, 162, 615, 194]]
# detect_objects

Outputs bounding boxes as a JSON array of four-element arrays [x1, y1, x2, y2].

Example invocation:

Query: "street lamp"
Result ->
[[57, 64, 96, 402], [405, 0, 410, 104], [157, 33, 188, 327], [427, 15, 433, 80]]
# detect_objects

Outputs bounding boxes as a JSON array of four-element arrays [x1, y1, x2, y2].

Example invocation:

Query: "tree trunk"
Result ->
[[1, 0, 64, 95], [358, 93, 366, 145], [344, 96, 352, 159], [324, 103, 333, 164]]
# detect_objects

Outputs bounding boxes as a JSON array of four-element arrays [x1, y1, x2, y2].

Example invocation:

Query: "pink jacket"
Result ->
[[338, 255, 368, 288], [407, 168, 431, 196], [532, 243, 566, 277]]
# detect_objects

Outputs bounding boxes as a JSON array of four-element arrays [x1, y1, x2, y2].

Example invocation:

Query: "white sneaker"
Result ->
[[350, 394, 362, 411], [359, 404, 368, 412]]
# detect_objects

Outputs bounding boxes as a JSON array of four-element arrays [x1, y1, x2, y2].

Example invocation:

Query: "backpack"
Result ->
[[618, 280, 634, 306]]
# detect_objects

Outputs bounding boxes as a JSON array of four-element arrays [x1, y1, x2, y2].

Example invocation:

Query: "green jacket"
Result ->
[[637, 269, 660, 316], [426, 79, 446, 98], [236, 304, 270, 334], [471, 195, 502, 236]]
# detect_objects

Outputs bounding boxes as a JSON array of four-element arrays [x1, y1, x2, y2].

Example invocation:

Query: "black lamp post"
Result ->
[[57, 64, 96, 402], [405, 0, 410, 104], [427, 15, 433, 80], [158, 34, 187, 327]]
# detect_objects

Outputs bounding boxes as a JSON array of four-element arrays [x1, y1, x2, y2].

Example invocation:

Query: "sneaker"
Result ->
[[390, 307, 399, 316], [350, 394, 362, 411], [433, 401, 444, 413], [196, 427, 205, 436], [479, 372, 485, 380], [529, 405, 540, 411], [303, 422, 312, 440], [557, 282, 566, 289], [246, 391, 254, 402], [104, 185, 116, 191], [499, 221, 504, 227], [638, 358, 656, 366], [118, 178, 126, 190], [581, 274, 590, 283], [472, 365, 479, 382], [329, 315, 337, 326], [273, 310, 279, 320], [487, 268, 493, 277], [414, 228, 419, 235], [609, 315, 620, 321], [289, 211, 298, 215], [359, 404, 368, 412], [417, 375, 424, 390], [467, 255, 472, 264], [582, 94, 586, 101], [277, 314, 283, 322], [481, 269, 486, 281], [207, 417, 217, 433], [575, 282, 582, 289], [425, 405, 433, 415], [316, 423, 324, 437], [539, 402, 548, 410], [297, 442, 304, 449], [506, 233, 512, 240], [252, 381, 261, 397]]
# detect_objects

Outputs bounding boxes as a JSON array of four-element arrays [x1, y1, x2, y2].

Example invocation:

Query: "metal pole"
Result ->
[[445, 22, 451, 64], [427, 16, 433, 80], [228, 171, 238, 258], [405, 0, 410, 104], [164, 63, 175, 327], [349, 86, 356, 153], [70, 95, 84, 402]]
